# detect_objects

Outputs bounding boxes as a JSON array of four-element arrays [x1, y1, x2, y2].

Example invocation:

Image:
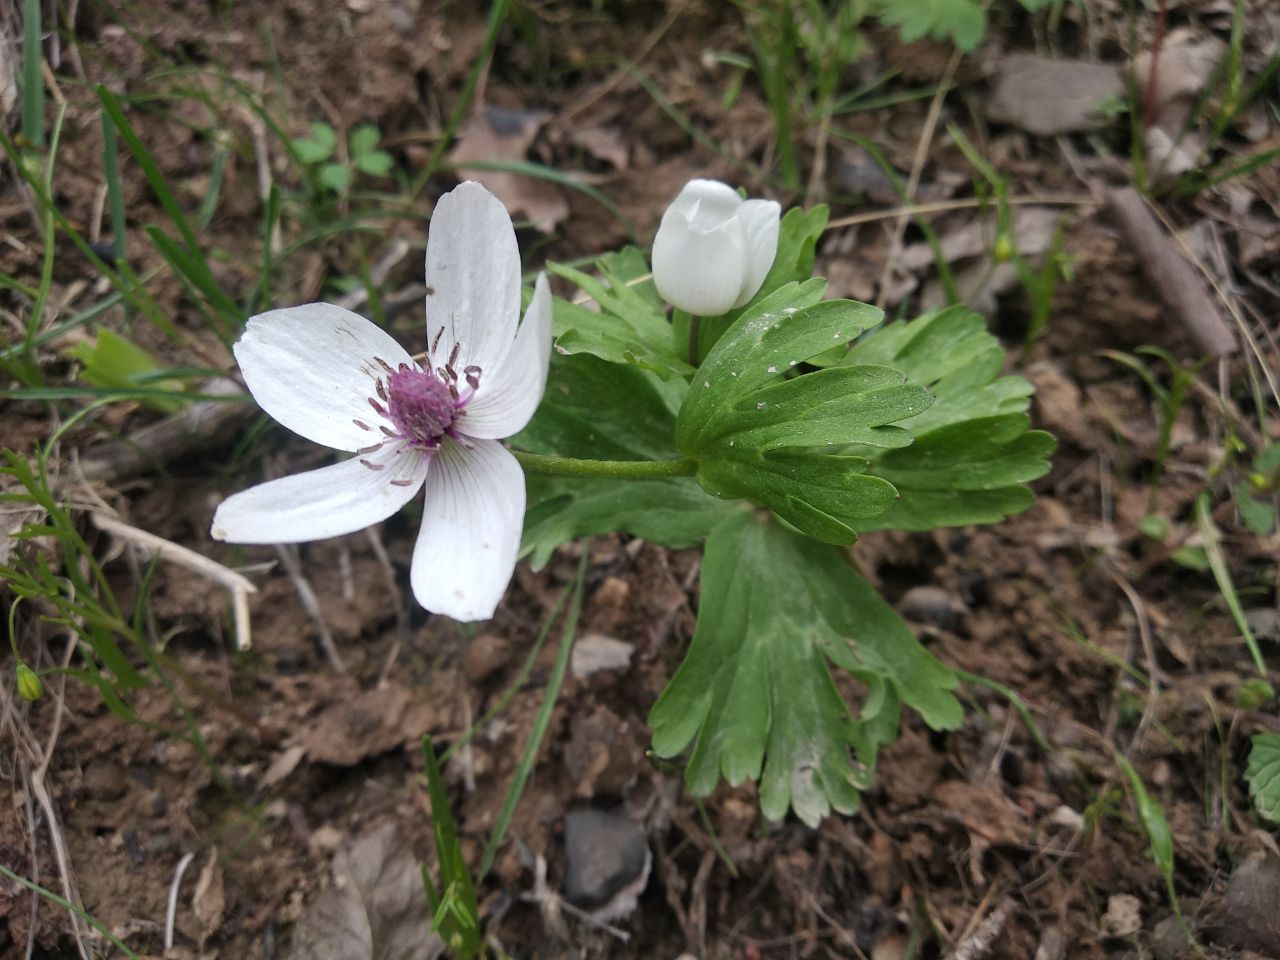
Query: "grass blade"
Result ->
[[421, 735, 482, 959], [477, 552, 588, 880], [1196, 491, 1266, 676], [21, 0, 44, 148]]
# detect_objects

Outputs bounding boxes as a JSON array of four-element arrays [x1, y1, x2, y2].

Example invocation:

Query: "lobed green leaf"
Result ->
[[649, 512, 961, 825]]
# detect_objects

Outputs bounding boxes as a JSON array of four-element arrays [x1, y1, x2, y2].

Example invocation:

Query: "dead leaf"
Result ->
[[985, 55, 1123, 135], [303, 681, 441, 766], [192, 849, 225, 946], [934, 781, 1031, 846], [570, 126, 629, 171], [1134, 30, 1226, 116], [447, 105, 569, 233], [286, 824, 443, 960]]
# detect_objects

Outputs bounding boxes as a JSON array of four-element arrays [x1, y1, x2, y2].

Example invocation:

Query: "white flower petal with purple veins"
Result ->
[[234, 303, 414, 452], [461, 273, 553, 440], [409, 438, 525, 622], [214, 180, 551, 623], [424, 180, 523, 376], [211, 443, 427, 544]]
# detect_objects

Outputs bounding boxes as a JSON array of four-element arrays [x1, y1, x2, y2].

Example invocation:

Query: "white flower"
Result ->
[[650, 178, 781, 317], [211, 181, 551, 622]]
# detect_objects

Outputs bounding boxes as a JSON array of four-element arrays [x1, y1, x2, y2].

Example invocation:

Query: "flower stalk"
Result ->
[[511, 451, 698, 479]]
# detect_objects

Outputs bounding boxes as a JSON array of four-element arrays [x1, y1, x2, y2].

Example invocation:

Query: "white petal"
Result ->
[[424, 181, 522, 375], [652, 208, 746, 317], [235, 303, 412, 452], [461, 273, 552, 440], [211, 444, 426, 544], [410, 439, 525, 621], [733, 198, 781, 307], [668, 179, 743, 226]]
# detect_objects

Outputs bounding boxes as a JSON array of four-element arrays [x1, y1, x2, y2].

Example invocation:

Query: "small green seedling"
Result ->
[[291, 121, 394, 193]]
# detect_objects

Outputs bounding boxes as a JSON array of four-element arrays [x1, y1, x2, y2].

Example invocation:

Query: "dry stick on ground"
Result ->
[[874, 48, 963, 303], [552, 0, 689, 131], [273, 543, 346, 673], [90, 512, 256, 650], [1103, 187, 1238, 357], [1, 634, 95, 960]]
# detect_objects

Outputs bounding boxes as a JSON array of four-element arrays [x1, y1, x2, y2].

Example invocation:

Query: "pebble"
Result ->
[[562, 808, 650, 916], [461, 633, 510, 683], [898, 585, 961, 630], [1221, 853, 1280, 954], [569, 633, 634, 678], [83, 761, 128, 801], [1150, 915, 1192, 960]]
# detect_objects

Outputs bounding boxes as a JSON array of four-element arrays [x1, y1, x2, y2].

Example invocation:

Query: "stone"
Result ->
[[461, 633, 509, 684], [1220, 853, 1280, 954], [899, 585, 961, 630], [562, 808, 650, 920]]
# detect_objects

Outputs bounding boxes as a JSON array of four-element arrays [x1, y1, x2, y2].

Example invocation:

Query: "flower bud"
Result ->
[[651, 179, 780, 317], [17, 663, 42, 702]]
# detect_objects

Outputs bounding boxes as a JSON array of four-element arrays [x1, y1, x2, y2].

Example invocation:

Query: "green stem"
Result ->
[[512, 450, 697, 479], [686, 311, 701, 367]]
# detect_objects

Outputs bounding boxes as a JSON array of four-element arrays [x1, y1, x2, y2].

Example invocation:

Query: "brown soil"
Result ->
[[3, 2, 1279, 959]]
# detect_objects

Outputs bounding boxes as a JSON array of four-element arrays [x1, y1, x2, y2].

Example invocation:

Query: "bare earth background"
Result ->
[[2, 1, 1280, 958]]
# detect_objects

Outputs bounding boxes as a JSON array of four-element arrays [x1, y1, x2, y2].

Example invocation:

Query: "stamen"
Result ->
[[357, 443, 385, 455], [389, 478, 414, 486], [376, 379, 388, 401], [360, 458, 384, 471], [374, 357, 395, 375], [369, 398, 388, 417], [431, 328, 444, 354], [353, 419, 372, 431]]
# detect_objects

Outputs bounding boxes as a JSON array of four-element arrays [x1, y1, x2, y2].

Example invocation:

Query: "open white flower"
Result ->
[[651, 178, 781, 317], [212, 181, 551, 622]]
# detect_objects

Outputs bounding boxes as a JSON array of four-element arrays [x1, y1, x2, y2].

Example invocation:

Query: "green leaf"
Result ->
[[676, 285, 919, 542], [68, 329, 184, 413], [353, 150, 394, 177], [677, 282, 883, 452], [871, 0, 987, 52], [292, 121, 337, 164], [650, 512, 961, 825], [1256, 443, 1280, 475], [515, 352, 736, 568], [1247, 734, 1280, 823], [349, 123, 381, 157], [839, 307, 1055, 531], [1115, 753, 1175, 880], [317, 162, 351, 193], [1235, 482, 1276, 535], [549, 248, 694, 381]]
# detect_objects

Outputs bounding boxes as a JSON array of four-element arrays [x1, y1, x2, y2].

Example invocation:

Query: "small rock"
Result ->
[[570, 633, 634, 678], [83, 761, 128, 800], [1221, 853, 1280, 953], [898, 586, 961, 630], [563, 808, 650, 921], [986, 54, 1123, 135], [1101, 893, 1142, 938], [462, 633, 510, 684], [1151, 915, 1192, 960]]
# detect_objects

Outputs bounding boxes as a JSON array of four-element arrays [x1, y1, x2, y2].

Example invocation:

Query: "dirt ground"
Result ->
[[3, 1, 1280, 958]]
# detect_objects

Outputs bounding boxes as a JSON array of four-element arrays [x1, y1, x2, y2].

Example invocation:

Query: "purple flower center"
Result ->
[[385, 365, 457, 450], [357, 345, 481, 459]]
